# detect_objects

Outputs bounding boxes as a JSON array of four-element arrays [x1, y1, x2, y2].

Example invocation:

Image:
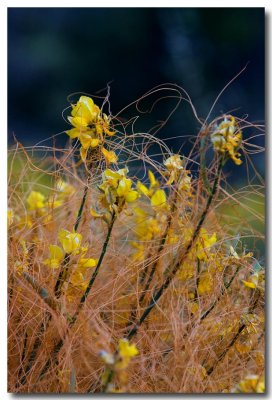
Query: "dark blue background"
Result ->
[[8, 8, 264, 175]]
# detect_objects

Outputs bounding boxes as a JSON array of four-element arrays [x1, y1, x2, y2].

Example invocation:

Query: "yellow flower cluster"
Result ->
[[66, 96, 117, 164], [211, 115, 242, 165], [130, 206, 162, 261], [129, 171, 168, 260], [163, 154, 184, 185], [44, 228, 97, 271], [27, 191, 46, 211], [93, 168, 139, 215], [177, 228, 217, 283], [117, 338, 139, 369], [26, 180, 75, 214], [137, 170, 167, 209]]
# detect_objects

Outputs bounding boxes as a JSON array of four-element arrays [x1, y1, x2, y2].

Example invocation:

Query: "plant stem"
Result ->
[[19, 184, 89, 387], [204, 289, 261, 377], [200, 264, 241, 321], [37, 211, 116, 382], [126, 157, 223, 341], [72, 210, 116, 322], [128, 205, 176, 326], [54, 184, 89, 298], [102, 157, 223, 391]]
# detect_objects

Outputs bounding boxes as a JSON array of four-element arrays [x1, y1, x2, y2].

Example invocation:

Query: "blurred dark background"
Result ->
[[8, 8, 264, 174], [7, 8, 265, 258]]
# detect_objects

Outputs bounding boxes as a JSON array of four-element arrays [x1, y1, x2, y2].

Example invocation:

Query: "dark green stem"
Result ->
[[200, 264, 241, 321], [20, 184, 89, 387], [126, 158, 223, 341], [102, 158, 223, 391], [54, 184, 89, 298], [205, 290, 261, 377], [37, 211, 116, 382], [200, 133, 212, 195], [72, 210, 116, 321]]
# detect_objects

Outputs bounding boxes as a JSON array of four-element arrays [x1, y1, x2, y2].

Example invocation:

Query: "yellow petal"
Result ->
[[79, 258, 98, 268], [49, 245, 64, 261], [102, 147, 118, 164], [80, 146, 87, 161], [150, 189, 166, 207], [118, 338, 139, 359], [242, 280, 257, 289], [137, 181, 150, 196], [117, 178, 132, 197], [27, 191, 46, 210], [125, 191, 139, 203], [148, 170, 159, 188], [66, 127, 80, 139], [90, 138, 101, 148]]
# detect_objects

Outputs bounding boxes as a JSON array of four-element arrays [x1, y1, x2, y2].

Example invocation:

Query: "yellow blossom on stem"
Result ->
[[99, 168, 138, 206], [58, 228, 82, 254], [150, 189, 167, 208], [195, 229, 217, 261], [211, 115, 242, 165], [116, 178, 138, 203], [27, 191, 46, 210], [129, 241, 145, 261], [132, 207, 161, 241], [65, 96, 116, 164], [137, 170, 160, 198], [164, 154, 184, 185], [78, 257, 98, 268], [44, 245, 64, 269], [198, 271, 213, 295], [118, 338, 138, 358], [116, 338, 139, 369], [101, 147, 118, 164]]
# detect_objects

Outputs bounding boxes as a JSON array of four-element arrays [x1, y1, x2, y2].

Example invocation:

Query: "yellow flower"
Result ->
[[116, 338, 139, 368], [68, 96, 100, 131], [27, 191, 46, 210], [195, 229, 217, 261], [66, 96, 116, 160], [99, 168, 138, 205], [101, 147, 118, 164], [58, 228, 82, 254], [164, 154, 183, 170], [132, 207, 161, 241], [150, 189, 167, 208], [164, 154, 184, 185], [211, 115, 242, 165], [79, 133, 101, 149], [137, 170, 160, 198], [130, 241, 145, 261], [116, 178, 138, 203], [78, 257, 98, 268], [44, 245, 64, 268], [188, 301, 199, 314], [242, 272, 259, 289], [118, 338, 138, 358]]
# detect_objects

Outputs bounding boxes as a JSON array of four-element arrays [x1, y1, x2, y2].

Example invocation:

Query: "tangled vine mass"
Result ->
[[8, 89, 265, 393]]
